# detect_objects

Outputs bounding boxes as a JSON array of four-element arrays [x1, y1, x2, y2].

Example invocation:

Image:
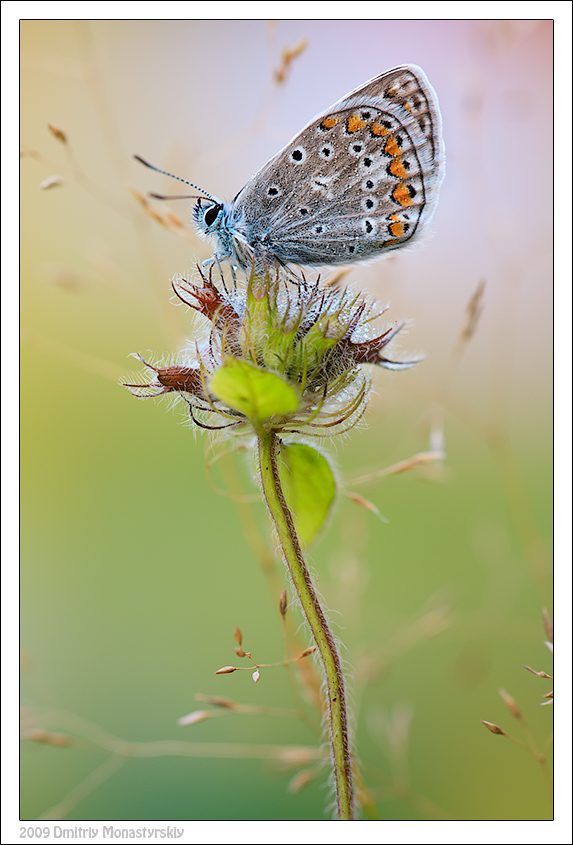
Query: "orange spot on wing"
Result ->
[[389, 158, 408, 179], [392, 184, 413, 207], [321, 117, 339, 129], [347, 114, 366, 133], [371, 122, 389, 136], [384, 135, 402, 157], [389, 220, 405, 237]]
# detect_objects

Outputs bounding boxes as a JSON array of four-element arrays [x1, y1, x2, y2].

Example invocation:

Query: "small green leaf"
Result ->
[[280, 443, 337, 547], [209, 358, 299, 423]]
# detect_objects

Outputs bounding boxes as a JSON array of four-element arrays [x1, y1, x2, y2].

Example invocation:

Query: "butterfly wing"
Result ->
[[228, 65, 444, 268]]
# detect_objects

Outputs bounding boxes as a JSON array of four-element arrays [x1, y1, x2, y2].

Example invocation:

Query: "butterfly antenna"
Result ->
[[133, 155, 217, 202]]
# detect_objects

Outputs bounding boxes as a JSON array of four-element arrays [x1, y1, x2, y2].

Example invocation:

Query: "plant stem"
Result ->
[[257, 430, 355, 820]]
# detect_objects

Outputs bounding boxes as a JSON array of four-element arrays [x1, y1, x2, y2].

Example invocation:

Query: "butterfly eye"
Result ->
[[204, 204, 222, 227]]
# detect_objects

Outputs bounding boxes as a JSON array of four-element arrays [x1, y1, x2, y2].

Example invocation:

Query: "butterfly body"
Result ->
[[191, 64, 444, 272]]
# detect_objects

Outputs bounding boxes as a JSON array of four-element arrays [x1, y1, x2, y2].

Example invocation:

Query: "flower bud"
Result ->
[[125, 263, 419, 437]]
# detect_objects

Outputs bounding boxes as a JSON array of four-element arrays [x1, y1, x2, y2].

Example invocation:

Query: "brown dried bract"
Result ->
[[214, 665, 237, 674], [481, 720, 505, 736], [47, 123, 67, 144]]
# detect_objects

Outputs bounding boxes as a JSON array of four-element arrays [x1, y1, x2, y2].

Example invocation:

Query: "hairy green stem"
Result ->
[[257, 430, 355, 820]]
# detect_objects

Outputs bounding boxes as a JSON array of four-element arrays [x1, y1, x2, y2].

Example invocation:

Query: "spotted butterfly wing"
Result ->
[[224, 64, 444, 270]]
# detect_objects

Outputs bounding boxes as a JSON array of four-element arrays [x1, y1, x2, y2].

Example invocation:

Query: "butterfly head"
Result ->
[[192, 197, 248, 267], [192, 197, 227, 237]]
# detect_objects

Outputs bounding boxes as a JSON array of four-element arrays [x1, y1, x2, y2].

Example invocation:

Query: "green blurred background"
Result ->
[[20, 20, 552, 821]]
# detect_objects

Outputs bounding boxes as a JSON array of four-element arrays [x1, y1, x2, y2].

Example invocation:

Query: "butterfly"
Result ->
[[136, 64, 444, 275]]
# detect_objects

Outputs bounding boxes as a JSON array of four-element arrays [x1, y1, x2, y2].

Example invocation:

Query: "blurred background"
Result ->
[[20, 20, 553, 821]]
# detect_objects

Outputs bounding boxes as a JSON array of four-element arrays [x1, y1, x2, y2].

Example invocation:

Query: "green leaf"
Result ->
[[280, 443, 337, 547], [209, 358, 299, 423]]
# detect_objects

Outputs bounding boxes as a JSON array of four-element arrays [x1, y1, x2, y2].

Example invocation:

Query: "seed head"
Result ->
[[124, 264, 419, 437]]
